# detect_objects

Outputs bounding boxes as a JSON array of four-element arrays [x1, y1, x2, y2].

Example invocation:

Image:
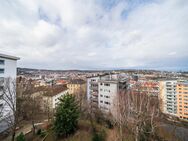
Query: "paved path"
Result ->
[[3, 121, 47, 141]]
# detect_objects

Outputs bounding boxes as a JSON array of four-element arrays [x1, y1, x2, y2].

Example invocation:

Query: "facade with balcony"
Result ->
[[87, 74, 127, 116], [177, 81, 188, 121], [159, 80, 177, 116]]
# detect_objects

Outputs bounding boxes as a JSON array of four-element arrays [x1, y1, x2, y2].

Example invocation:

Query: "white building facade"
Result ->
[[159, 80, 177, 116], [42, 88, 69, 111], [0, 53, 19, 133], [98, 80, 118, 114], [87, 74, 127, 116]]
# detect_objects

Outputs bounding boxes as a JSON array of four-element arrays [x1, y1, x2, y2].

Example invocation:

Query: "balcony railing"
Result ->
[[89, 81, 98, 84], [89, 86, 98, 90], [92, 92, 98, 97]]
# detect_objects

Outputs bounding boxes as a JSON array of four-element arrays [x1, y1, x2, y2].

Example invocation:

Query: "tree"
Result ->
[[113, 83, 161, 141], [113, 89, 132, 141], [129, 89, 160, 141], [54, 94, 80, 137], [26, 96, 41, 135], [1, 78, 18, 141], [16, 78, 42, 135]]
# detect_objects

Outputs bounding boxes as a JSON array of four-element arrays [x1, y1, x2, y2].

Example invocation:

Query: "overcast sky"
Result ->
[[0, 0, 188, 70]]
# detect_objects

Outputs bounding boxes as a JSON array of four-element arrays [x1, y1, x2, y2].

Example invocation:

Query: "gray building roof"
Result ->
[[0, 53, 20, 60], [69, 79, 85, 84]]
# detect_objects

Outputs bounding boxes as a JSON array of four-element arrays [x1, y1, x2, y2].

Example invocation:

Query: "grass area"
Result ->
[[45, 130, 92, 141], [44, 120, 108, 141], [44, 120, 137, 141], [157, 126, 182, 141]]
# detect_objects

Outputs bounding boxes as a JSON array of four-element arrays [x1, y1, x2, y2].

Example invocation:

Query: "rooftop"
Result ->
[[43, 85, 68, 97], [69, 79, 85, 84], [0, 53, 20, 60]]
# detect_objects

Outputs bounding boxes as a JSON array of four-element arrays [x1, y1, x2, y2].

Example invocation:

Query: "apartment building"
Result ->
[[132, 80, 159, 96], [87, 76, 101, 110], [42, 86, 69, 111], [0, 53, 19, 133], [159, 80, 177, 116], [67, 79, 86, 95], [87, 74, 127, 116], [177, 81, 188, 121]]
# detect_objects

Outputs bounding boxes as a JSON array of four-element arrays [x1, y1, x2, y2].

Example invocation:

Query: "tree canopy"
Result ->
[[54, 94, 80, 137]]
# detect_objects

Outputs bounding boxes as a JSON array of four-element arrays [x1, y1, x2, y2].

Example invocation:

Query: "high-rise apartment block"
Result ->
[[159, 79, 188, 121], [159, 80, 177, 116], [0, 53, 19, 133], [177, 81, 188, 121], [87, 74, 127, 116]]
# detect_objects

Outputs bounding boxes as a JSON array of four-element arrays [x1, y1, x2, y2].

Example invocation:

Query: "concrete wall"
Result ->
[[0, 57, 18, 133], [98, 82, 118, 115]]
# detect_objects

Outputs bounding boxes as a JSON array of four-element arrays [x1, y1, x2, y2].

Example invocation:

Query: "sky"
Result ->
[[0, 0, 188, 71]]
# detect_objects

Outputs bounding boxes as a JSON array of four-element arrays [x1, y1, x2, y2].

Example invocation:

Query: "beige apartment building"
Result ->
[[67, 79, 86, 95], [177, 81, 188, 121]]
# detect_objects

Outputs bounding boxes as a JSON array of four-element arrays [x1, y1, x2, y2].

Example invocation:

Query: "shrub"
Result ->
[[105, 119, 113, 129], [40, 130, 47, 137], [92, 130, 106, 141], [36, 129, 42, 135], [16, 132, 26, 141]]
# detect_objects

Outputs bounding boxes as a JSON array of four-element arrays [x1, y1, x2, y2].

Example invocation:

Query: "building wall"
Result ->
[[159, 80, 177, 116], [67, 83, 86, 95], [177, 81, 188, 121], [87, 74, 127, 116], [87, 77, 100, 109], [98, 81, 118, 115], [0, 56, 18, 133], [42, 89, 69, 111], [159, 81, 167, 113], [52, 90, 69, 109]]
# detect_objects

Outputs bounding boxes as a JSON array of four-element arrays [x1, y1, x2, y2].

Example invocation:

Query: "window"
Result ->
[[0, 60, 4, 65], [0, 86, 3, 91], [100, 100, 103, 103], [0, 69, 4, 74], [105, 95, 110, 98], [104, 83, 110, 86], [104, 101, 110, 105], [0, 103, 3, 108]]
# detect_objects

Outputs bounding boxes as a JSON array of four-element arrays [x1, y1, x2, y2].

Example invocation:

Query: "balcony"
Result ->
[[89, 86, 98, 91], [92, 92, 98, 97], [0, 98, 4, 105], [89, 81, 98, 84], [91, 97, 98, 103]]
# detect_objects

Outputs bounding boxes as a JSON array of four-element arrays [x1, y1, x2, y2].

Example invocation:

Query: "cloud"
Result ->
[[0, 0, 188, 70], [168, 52, 177, 56]]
